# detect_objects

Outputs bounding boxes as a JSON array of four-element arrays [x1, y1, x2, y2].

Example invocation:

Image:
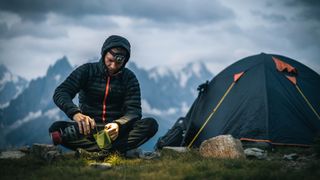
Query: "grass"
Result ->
[[0, 148, 319, 180]]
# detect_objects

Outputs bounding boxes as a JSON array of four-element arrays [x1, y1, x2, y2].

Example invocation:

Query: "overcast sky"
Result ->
[[0, 0, 319, 80]]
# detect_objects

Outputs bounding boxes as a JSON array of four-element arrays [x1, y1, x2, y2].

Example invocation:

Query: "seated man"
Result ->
[[49, 35, 158, 157]]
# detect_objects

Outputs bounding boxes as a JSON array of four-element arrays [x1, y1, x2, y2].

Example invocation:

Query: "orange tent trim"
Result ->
[[272, 57, 297, 73], [286, 75, 297, 85], [234, 72, 244, 82], [240, 138, 311, 147]]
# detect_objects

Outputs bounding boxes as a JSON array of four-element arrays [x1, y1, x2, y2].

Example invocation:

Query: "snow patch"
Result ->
[[0, 102, 10, 109], [54, 74, 61, 82], [44, 108, 60, 120], [12, 75, 19, 83], [5, 111, 42, 135], [12, 86, 24, 99], [141, 99, 177, 116], [149, 66, 171, 81], [0, 72, 11, 86], [148, 61, 207, 88], [191, 62, 201, 77], [180, 102, 190, 115], [0, 71, 20, 85], [179, 71, 191, 88]]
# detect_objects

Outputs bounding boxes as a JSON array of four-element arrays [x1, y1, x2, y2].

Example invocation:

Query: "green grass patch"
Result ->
[[0, 148, 319, 180]]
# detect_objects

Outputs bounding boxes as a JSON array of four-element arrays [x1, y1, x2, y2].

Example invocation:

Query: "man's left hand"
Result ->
[[104, 123, 119, 141]]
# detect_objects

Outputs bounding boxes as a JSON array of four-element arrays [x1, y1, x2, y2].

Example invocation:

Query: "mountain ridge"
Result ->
[[0, 64, 28, 109]]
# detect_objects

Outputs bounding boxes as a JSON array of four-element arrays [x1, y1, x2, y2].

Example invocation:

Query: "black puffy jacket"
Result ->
[[53, 35, 141, 129]]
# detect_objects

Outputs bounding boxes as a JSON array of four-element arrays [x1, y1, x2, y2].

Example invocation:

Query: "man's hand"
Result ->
[[104, 123, 119, 141], [73, 113, 95, 135]]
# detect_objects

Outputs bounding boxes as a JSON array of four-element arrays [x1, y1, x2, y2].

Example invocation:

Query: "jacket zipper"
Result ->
[[102, 76, 111, 122]]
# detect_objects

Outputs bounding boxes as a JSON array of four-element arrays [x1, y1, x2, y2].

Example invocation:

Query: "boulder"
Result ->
[[0, 150, 26, 159], [199, 135, 245, 159], [31, 143, 62, 162]]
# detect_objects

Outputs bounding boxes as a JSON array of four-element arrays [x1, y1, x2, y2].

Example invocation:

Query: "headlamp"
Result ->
[[109, 50, 126, 64]]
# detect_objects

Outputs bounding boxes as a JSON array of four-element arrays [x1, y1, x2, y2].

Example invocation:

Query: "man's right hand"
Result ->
[[73, 113, 96, 135]]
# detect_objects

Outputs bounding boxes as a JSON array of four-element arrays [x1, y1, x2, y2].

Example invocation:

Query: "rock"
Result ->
[[45, 150, 61, 162], [18, 146, 31, 154], [283, 153, 299, 161], [163, 146, 189, 153], [199, 135, 245, 159], [89, 162, 112, 170], [31, 143, 62, 162], [242, 141, 272, 150], [125, 148, 143, 158], [0, 150, 26, 159], [244, 148, 268, 159], [139, 151, 161, 160], [125, 148, 161, 159]]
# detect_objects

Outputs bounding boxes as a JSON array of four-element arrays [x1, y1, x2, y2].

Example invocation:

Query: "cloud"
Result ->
[[4, 111, 42, 135], [0, 0, 235, 40], [251, 11, 287, 23], [0, 11, 119, 39], [0, 0, 319, 80], [0, 0, 99, 22], [0, 19, 68, 39], [0, 0, 234, 24], [284, 0, 320, 22], [221, 0, 320, 67]]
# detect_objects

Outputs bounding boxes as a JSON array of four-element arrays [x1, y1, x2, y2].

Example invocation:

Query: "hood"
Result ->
[[101, 35, 131, 63]]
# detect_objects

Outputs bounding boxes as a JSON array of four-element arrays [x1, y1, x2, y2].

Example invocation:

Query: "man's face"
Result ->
[[104, 48, 126, 75]]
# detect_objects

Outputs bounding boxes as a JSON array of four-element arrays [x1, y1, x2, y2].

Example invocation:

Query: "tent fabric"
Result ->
[[157, 53, 320, 148]]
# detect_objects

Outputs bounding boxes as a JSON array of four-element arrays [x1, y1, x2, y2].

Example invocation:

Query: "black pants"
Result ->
[[49, 117, 158, 153]]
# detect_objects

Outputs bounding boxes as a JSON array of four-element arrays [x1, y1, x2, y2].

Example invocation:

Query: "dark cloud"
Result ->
[[0, 21, 67, 39], [286, 25, 320, 51], [284, 0, 320, 22], [123, 1, 235, 24], [281, 0, 320, 50], [0, 0, 235, 39], [0, 0, 98, 21], [247, 0, 320, 60], [251, 11, 287, 23], [285, 0, 320, 7], [0, 0, 234, 24]]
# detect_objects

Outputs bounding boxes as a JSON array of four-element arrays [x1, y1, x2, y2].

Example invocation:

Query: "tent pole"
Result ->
[[295, 85, 320, 120], [187, 81, 236, 148]]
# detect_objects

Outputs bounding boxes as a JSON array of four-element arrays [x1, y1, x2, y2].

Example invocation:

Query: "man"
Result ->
[[49, 35, 158, 156]]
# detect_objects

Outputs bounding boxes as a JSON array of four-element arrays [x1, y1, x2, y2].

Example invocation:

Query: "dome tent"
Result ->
[[156, 53, 320, 149]]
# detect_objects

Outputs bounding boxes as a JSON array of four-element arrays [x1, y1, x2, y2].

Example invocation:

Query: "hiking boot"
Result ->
[[75, 148, 109, 161]]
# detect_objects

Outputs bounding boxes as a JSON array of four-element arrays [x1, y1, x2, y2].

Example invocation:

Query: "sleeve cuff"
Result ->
[[113, 118, 129, 125], [67, 108, 81, 120]]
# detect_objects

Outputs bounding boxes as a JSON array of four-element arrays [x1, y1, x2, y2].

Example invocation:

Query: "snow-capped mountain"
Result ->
[[0, 56, 72, 148], [0, 64, 28, 109], [128, 61, 213, 114], [128, 62, 213, 149], [0, 57, 214, 149]]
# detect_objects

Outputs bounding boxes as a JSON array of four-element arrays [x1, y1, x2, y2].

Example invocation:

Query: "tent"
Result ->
[[156, 53, 320, 148]]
